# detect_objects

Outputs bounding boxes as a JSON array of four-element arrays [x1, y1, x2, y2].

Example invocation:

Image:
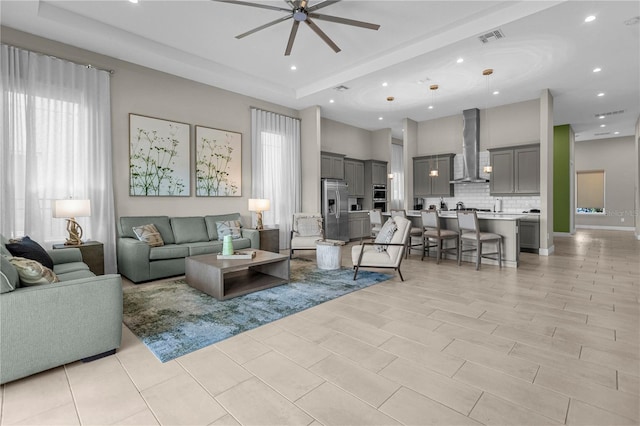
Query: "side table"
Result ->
[[256, 227, 280, 253], [53, 241, 104, 275], [316, 239, 346, 270]]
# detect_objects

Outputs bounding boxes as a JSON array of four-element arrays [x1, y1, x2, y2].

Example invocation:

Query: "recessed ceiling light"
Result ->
[[456, 57, 464, 64], [600, 124, 606, 128], [382, 82, 388, 87], [129, 0, 138, 3], [585, 15, 596, 23], [614, 131, 620, 134], [493, 91, 499, 95], [428, 105, 434, 110], [378, 117, 383, 121], [598, 115, 605, 119], [593, 67, 602, 73], [597, 92, 605, 97], [290, 65, 297, 71], [329, 99, 335, 103]]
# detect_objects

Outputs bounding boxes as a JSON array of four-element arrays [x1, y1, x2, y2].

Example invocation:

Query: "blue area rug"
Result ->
[[122, 260, 392, 362]]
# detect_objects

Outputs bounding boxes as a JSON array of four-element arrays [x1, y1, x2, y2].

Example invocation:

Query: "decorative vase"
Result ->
[[222, 235, 234, 255]]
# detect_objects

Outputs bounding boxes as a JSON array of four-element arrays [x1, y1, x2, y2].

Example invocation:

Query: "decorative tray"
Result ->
[[216, 250, 257, 260]]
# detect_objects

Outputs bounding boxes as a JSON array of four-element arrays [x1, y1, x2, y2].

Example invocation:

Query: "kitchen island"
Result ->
[[385, 210, 528, 267]]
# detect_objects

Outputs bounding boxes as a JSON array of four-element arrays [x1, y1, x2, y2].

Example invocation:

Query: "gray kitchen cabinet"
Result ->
[[515, 146, 540, 194], [321, 152, 345, 179], [413, 154, 454, 197], [344, 158, 365, 197], [371, 161, 388, 184], [519, 216, 540, 253], [489, 144, 539, 195], [348, 211, 370, 240]]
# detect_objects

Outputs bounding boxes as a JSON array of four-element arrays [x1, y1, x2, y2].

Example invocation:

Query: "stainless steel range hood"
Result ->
[[450, 108, 489, 183]]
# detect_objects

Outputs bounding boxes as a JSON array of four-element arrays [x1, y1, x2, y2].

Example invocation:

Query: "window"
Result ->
[[576, 170, 605, 214]]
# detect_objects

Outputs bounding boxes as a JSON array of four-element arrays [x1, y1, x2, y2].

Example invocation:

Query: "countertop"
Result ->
[[389, 210, 531, 221]]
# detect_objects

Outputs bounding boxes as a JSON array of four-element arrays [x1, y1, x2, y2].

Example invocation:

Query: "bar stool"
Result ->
[[368, 209, 383, 240], [420, 209, 459, 264], [390, 209, 422, 258], [457, 211, 502, 270]]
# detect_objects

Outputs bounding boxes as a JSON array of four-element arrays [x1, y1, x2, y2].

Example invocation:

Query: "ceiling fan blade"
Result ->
[[307, 0, 341, 12], [236, 15, 293, 39], [212, 0, 291, 13], [308, 12, 380, 30], [284, 0, 295, 7], [305, 18, 341, 53], [284, 20, 300, 56]]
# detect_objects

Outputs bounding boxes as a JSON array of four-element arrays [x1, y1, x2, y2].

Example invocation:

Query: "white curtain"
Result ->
[[390, 142, 405, 210], [1, 44, 117, 273], [251, 108, 301, 249]]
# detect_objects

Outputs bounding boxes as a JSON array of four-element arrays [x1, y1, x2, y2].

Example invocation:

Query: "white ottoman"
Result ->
[[316, 239, 346, 270]]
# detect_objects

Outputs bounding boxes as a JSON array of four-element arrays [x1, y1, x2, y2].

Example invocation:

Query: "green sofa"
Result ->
[[116, 213, 260, 283], [0, 240, 123, 385]]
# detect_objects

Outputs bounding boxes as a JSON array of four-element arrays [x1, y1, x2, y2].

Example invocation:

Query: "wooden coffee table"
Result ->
[[185, 250, 290, 300]]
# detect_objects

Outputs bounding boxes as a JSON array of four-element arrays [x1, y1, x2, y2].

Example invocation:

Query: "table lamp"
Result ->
[[248, 198, 270, 230], [53, 199, 91, 245]]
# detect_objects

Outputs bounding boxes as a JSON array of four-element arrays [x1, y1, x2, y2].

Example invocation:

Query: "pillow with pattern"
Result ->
[[295, 216, 323, 237], [8, 256, 59, 286], [216, 220, 242, 240], [374, 218, 398, 252], [132, 224, 165, 247]]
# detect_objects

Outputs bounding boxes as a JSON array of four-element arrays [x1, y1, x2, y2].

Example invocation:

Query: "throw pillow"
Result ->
[[216, 220, 242, 240], [132, 224, 165, 247], [8, 256, 59, 286], [1, 255, 18, 293], [295, 216, 323, 237], [374, 218, 397, 252], [5, 236, 54, 269]]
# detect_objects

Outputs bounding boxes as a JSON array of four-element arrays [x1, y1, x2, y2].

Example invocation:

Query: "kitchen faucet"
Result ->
[[456, 201, 465, 210]]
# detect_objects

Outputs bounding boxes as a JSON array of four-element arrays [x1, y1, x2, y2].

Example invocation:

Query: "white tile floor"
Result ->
[[1, 229, 638, 425]]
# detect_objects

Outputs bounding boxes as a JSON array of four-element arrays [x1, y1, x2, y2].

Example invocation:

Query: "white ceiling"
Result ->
[[2, 0, 639, 141]]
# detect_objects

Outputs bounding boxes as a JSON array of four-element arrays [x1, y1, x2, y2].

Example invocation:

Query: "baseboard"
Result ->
[[575, 225, 635, 231], [539, 245, 555, 256], [553, 232, 574, 237]]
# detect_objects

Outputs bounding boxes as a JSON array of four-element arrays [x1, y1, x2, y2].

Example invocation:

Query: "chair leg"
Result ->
[[353, 265, 359, 280], [498, 239, 502, 268], [476, 242, 481, 270], [397, 267, 404, 281], [436, 239, 442, 264], [458, 238, 463, 266], [421, 236, 425, 261]]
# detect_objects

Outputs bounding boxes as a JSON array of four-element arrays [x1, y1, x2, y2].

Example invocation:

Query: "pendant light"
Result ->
[[482, 69, 493, 174], [429, 84, 439, 177]]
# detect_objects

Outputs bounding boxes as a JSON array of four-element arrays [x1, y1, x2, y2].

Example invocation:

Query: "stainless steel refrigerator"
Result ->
[[321, 178, 349, 242]]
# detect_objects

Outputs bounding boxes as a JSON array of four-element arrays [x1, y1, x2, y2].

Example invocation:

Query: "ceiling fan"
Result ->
[[214, 0, 380, 56]]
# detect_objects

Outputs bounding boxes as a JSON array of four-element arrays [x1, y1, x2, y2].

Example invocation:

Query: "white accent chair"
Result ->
[[351, 216, 411, 281], [289, 213, 324, 259], [421, 209, 459, 264], [457, 211, 502, 270]]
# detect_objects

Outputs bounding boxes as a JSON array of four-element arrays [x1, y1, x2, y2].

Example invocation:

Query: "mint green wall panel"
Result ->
[[554, 125, 571, 232]]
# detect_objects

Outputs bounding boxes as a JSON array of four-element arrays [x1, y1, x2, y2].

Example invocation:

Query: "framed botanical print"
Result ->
[[195, 126, 242, 197], [129, 114, 190, 196]]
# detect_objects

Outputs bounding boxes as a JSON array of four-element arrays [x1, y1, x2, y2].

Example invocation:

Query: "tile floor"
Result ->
[[1, 229, 638, 425]]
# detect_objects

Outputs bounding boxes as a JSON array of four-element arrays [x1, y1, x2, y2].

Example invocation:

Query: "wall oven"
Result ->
[[372, 184, 387, 201], [373, 201, 387, 212]]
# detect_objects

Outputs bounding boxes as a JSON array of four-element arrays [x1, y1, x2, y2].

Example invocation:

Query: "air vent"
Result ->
[[333, 85, 350, 91], [594, 132, 611, 136], [478, 29, 505, 44], [594, 109, 625, 118]]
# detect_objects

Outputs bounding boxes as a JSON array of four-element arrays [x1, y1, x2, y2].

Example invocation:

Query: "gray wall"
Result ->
[[321, 117, 373, 159], [575, 136, 636, 228], [1, 26, 299, 224]]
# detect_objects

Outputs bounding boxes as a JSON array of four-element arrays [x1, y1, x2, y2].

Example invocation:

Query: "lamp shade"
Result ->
[[248, 198, 270, 212], [53, 199, 91, 218]]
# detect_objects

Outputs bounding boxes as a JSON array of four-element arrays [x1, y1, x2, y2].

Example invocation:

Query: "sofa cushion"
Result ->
[[55, 270, 96, 281], [149, 245, 189, 261], [1, 255, 18, 293], [186, 241, 223, 256], [53, 261, 90, 275], [171, 217, 209, 244], [5, 236, 54, 269], [374, 218, 397, 252], [204, 213, 242, 241], [119, 216, 175, 244], [8, 257, 59, 286], [216, 220, 242, 240], [132, 224, 165, 247]]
